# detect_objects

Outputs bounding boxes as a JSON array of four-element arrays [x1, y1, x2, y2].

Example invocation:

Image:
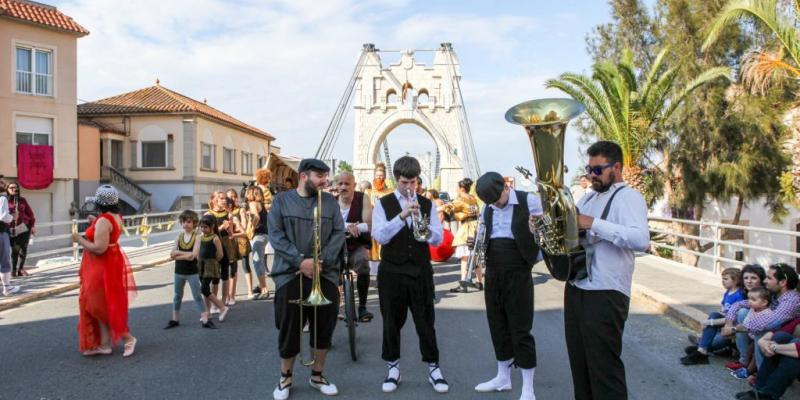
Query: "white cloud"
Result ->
[[57, 0, 592, 181]]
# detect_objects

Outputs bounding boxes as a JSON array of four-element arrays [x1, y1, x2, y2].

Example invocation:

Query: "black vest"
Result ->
[[379, 193, 433, 277], [485, 190, 540, 267]]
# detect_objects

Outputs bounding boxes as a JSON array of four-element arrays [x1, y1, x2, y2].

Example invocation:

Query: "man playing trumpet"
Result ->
[[372, 156, 448, 394], [268, 159, 345, 400]]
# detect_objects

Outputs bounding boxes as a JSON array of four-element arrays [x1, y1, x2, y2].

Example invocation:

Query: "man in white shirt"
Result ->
[[471, 172, 543, 400], [0, 176, 20, 296], [372, 156, 448, 394], [335, 171, 374, 322], [566, 141, 649, 400]]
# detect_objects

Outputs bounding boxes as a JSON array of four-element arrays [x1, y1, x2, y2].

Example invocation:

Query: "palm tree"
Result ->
[[546, 48, 730, 194], [703, 0, 800, 202], [703, 0, 800, 95]]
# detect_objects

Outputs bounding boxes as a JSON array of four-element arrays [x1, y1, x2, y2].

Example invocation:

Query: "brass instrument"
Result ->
[[292, 187, 332, 366], [406, 188, 431, 242], [505, 98, 586, 255], [465, 219, 487, 282]]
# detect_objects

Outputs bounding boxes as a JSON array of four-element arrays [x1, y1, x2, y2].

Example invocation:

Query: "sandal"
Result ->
[[273, 370, 292, 400], [122, 337, 137, 357]]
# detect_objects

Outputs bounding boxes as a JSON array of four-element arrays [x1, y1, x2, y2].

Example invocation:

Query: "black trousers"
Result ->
[[11, 231, 30, 273], [274, 276, 339, 359], [484, 239, 536, 369], [378, 267, 439, 363], [564, 283, 630, 400]]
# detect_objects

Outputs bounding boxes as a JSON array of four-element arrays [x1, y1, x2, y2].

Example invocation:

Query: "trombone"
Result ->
[[292, 187, 332, 366]]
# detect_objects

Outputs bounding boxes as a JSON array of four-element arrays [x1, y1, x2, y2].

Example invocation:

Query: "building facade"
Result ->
[[78, 83, 275, 212], [0, 0, 88, 224]]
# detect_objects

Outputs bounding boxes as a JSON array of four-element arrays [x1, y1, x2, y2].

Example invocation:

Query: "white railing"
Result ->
[[26, 210, 197, 263], [648, 216, 800, 273]]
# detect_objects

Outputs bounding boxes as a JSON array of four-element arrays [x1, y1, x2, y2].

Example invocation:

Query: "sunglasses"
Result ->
[[584, 162, 616, 176]]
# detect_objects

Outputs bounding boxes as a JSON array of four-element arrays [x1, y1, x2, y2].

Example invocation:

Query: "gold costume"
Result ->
[[257, 184, 273, 212], [449, 194, 479, 247], [365, 185, 393, 261]]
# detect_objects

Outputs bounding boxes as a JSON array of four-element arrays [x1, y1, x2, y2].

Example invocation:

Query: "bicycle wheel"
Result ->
[[343, 276, 358, 361]]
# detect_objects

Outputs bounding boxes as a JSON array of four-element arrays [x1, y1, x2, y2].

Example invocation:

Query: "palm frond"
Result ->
[[741, 48, 800, 94], [662, 66, 732, 123], [703, 0, 800, 70], [545, 76, 616, 138], [640, 47, 670, 103]]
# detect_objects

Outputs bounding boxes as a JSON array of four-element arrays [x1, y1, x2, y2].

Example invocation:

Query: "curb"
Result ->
[[631, 282, 707, 332], [0, 256, 173, 313]]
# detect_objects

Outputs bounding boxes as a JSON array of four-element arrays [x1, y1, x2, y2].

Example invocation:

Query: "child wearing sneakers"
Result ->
[[166, 210, 213, 329], [198, 215, 230, 324], [681, 267, 744, 365]]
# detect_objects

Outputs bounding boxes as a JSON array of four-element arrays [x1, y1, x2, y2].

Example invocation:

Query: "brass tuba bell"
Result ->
[[505, 98, 586, 255]]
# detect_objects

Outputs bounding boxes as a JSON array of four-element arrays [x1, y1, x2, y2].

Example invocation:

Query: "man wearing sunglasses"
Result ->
[[565, 141, 650, 400]]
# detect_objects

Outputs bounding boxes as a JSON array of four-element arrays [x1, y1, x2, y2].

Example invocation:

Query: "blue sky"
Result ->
[[55, 0, 616, 185]]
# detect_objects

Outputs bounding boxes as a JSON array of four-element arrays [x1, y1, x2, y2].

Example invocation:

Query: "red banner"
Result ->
[[17, 144, 54, 190]]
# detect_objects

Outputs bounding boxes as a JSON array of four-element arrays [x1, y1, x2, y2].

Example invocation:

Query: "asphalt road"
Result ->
[[0, 260, 770, 400]]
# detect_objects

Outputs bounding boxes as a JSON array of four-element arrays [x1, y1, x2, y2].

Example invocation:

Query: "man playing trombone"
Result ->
[[268, 159, 345, 400], [471, 171, 543, 400], [372, 156, 448, 394]]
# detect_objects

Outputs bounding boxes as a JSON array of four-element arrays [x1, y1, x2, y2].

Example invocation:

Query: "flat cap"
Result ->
[[476, 172, 505, 204], [298, 158, 330, 173]]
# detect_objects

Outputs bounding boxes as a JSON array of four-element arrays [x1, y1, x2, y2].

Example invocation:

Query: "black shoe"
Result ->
[[163, 320, 180, 329], [711, 346, 733, 357], [252, 287, 261, 295], [202, 320, 218, 329], [687, 333, 698, 345], [680, 350, 709, 365], [684, 345, 697, 355], [358, 306, 373, 322], [449, 282, 468, 293], [475, 283, 483, 291]]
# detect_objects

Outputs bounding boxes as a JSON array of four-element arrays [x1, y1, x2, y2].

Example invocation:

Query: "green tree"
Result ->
[[337, 160, 353, 173], [545, 47, 729, 201]]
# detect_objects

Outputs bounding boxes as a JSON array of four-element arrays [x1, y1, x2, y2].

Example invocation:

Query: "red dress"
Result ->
[[78, 213, 136, 351]]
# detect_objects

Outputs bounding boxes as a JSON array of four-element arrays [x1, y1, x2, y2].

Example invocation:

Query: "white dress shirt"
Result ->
[[0, 196, 12, 224], [372, 190, 443, 246], [477, 190, 543, 239], [339, 205, 369, 233], [573, 182, 649, 297]]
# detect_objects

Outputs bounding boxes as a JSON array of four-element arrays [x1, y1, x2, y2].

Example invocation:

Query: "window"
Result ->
[[257, 155, 267, 169], [241, 152, 253, 175], [110, 140, 123, 169], [141, 141, 167, 168], [15, 116, 52, 146], [223, 147, 235, 173], [16, 46, 52, 96], [201, 142, 215, 170]]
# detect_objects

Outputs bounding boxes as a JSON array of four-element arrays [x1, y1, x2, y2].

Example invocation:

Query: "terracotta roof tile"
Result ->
[[78, 118, 125, 135], [78, 84, 275, 140], [0, 0, 88, 35]]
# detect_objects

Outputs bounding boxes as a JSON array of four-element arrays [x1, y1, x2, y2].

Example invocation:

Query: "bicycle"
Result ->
[[340, 244, 358, 361]]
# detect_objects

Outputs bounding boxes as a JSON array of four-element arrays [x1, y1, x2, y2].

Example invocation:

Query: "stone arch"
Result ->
[[366, 110, 449, 167]]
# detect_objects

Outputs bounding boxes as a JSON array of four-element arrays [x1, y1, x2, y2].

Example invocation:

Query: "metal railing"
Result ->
[[648, 216, 800, 273], [27, 210, 193, 263]]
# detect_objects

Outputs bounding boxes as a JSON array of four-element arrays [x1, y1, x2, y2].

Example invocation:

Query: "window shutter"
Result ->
[[167, 140, 174, 168], [130, 140, 138, 169], [213, 144, 217, 170]]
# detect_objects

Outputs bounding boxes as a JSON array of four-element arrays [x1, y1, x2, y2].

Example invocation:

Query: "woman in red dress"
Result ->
[[72, 185, 137, 357]]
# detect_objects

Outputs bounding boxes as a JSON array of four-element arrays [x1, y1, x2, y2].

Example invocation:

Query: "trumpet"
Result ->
[[406, 188, 431, 242], [292, 187, 331, 367]]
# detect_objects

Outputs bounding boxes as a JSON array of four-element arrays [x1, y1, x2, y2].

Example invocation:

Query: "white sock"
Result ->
[[497, 359, 513, 383], [521, 367, 535, 399], [428, 363, 444, 381], [387, 360, 400, 380]]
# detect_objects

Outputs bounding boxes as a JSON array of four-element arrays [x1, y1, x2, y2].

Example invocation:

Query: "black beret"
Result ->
[[476, 172, 505, 204], [298, 158, 330, 173]]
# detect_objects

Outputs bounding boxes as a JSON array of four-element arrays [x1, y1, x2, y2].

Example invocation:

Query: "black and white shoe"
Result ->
[[309, 371, 338, 396], [382, 361, 401, 393], [428, 364, 449, 393], [273, 372, 292, 400]]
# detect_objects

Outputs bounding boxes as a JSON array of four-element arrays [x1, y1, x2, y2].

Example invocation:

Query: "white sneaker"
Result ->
[[219, 307, 230, 322], [210, 306, 220, 314], [382, 374, 401, 393], [309, 375, 338, 396], [228, 298, 236, 306], [2, 285, 20, 296], [520, 392, 536, 400], [273, 377, 292, 400], [475, 377, 512, 392], [428, 365, 449, 393]]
